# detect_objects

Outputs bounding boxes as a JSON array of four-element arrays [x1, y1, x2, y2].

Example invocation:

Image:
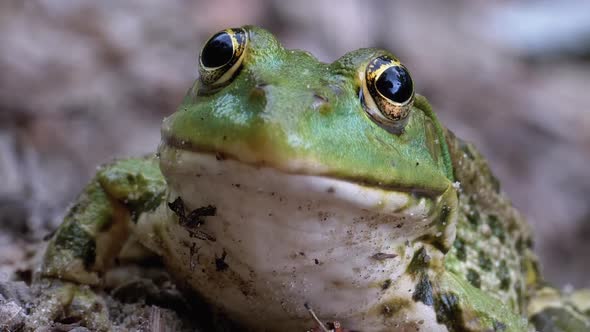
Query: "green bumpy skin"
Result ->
[[28, 157, 166, 331], [31, 26, 589, 332], [42, 157, 166, 284]]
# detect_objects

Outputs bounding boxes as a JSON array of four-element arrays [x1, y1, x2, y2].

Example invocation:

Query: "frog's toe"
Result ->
[[25, 279, 111, 332]]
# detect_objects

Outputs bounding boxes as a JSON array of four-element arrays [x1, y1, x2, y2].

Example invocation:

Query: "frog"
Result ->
[[25, 26, 590, 332]]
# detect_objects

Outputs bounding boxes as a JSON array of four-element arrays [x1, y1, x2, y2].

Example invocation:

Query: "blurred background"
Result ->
[[0, 0, 589, 288]]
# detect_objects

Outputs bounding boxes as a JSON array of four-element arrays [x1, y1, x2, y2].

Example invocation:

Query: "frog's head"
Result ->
[[158, 26, 458, 325], [161, 25, 454, 192]]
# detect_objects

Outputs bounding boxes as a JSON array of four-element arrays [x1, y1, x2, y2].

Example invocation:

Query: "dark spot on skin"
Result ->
[[497, 260, 511, 291], [43, 229, 57, 241], [515, 282, 524, 311], [381, 279, 392, 290], [412, 274, 433, 306], [185, 205, 216, 227], [466, 269, 481, 288], [381, 304, 392, 317], [168, 197, 217, 228], [168, 197, 217, 241], [459, 141, 475, 160], [526, 237, 534, 249], [66, 201, 83, 217], [167, 197, 185, 216], [188, 230, 216, 242], [438, 205, 451, 224], [488, 214, 505, 243], [417, 205, 453, 253], [416, 233, 448, 254], [326, 187, 335, 193], [515, 236, 525, 254], [466, 199, 480, 227], [489, 173, 501, 193], [380, 298, 413, 318], [519, 258, 528, 275], [215, 250, 228, 271], [314, 258, 320, 265], [493, 320, 507, 331], [54, 221, 96, 269], [505, 216, 519, 234], [478, 251, 493, 271], [453, 238, 467, 262], [406, 247, 429, 277], [526, 259, 540, 282], [168, 197, 216, 228], [371, 252, 397, 261], [127, 190, 165, 223], [434, 292, 466, 331], [299, 252, 305, 256]]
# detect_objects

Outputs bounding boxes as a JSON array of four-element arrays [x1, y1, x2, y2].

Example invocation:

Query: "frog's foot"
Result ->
[[25, 279, 111, 332], [528, 286, 590, 332]]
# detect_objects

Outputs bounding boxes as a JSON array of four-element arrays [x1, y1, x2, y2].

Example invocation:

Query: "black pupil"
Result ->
[[375, 66, 413, 103], [201, 32, 234, 68]]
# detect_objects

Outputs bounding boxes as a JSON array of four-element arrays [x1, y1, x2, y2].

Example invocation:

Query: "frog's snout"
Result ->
[[244, 79, 334, 118]]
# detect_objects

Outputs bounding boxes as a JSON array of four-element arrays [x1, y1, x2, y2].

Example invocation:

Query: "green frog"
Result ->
[[26, 26, 590, 332]]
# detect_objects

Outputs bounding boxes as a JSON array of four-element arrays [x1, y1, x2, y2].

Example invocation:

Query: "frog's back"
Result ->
[[443, 129, 539, 315], [445, 129, 590, 331]]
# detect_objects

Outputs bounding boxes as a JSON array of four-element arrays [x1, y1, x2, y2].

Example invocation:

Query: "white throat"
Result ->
[[148, 147, 449, 331]]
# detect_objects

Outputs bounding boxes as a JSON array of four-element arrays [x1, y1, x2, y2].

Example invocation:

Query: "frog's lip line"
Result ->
[[160, 137, 445, 198]]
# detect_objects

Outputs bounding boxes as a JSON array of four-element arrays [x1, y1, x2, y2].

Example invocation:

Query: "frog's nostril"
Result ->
[[313, 94, 328, 103], [249, 85, 267, 107], [312, 94, 331, 114]]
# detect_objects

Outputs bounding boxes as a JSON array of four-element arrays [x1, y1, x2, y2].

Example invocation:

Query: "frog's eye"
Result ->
[[361, 55, 414, 134], [199, 28, 248, 87]]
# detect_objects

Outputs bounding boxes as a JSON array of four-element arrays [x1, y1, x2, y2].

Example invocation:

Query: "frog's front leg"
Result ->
[[26, 157, 166, 331]]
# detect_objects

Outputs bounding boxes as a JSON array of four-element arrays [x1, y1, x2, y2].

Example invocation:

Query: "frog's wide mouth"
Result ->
[[158, 140, 458, 252], [160, 136, 447, 198], [158, 141, 440, 215]]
